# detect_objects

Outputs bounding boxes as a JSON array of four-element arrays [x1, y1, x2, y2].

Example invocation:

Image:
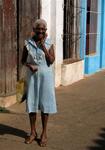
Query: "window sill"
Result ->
[[86, 50, 96, 56], [63, 58, 82, 65]]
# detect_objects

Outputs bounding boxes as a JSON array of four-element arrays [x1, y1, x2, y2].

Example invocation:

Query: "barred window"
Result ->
[[86, 0, 98, 55], [63, 0, 82, 63]]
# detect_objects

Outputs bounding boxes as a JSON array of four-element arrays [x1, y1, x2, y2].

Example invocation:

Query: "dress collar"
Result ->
[[28, 38, 37, 48]]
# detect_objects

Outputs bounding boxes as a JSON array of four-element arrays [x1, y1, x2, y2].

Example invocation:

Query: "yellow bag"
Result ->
[[16, 78, 26, 103]]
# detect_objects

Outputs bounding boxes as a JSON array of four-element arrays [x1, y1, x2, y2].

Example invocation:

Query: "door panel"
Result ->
[[0, 0, 40, 96]]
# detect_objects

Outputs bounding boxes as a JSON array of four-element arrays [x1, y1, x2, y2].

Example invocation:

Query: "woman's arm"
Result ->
[[40, 43, 55, 66], [21, 46, 38, 72], [21, 46, 28, 65]]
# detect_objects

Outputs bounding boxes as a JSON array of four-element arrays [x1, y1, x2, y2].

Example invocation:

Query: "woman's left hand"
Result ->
[[26, 63, 38, 72]]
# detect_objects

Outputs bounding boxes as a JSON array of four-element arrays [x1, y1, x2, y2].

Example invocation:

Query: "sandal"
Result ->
[[25, 133, 37, 144], [39, 136, 47, 147]]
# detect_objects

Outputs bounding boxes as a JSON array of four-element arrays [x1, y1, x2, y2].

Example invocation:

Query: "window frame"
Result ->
[[63, 0, 82, 62], [86, 0, 99, 55]]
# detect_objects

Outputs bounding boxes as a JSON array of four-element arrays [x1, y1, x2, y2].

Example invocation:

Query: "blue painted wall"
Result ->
[[100, 0, 105, 68], [83, 0, 104, 74], [80, 0, 87, 59], [85, 55, 100, 74]]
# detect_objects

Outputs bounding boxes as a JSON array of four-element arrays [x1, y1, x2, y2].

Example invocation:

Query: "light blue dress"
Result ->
[[25, 37, 57, 114]]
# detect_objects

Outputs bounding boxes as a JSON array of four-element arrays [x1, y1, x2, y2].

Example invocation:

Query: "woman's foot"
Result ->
[[25, 133, 37, 144], [39, 134, 47, 147]]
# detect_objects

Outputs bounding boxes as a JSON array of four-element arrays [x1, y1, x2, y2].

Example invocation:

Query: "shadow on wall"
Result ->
[[87, 128, 105, 150], [0, 124, 27, 138]]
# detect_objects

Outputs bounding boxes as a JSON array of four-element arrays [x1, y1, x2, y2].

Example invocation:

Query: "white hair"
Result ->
[[33, 19, 47, 29]]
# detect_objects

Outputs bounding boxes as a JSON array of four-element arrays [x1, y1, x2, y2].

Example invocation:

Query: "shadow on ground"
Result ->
[[87, 128, 105, 150], [0, 107, 10, 113], [0, 124, 27, 138]]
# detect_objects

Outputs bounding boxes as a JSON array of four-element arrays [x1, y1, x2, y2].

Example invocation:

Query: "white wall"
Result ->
[[41, 0, 51, 36], [61, 60, 84, 86], [54, 0, 64, 87]]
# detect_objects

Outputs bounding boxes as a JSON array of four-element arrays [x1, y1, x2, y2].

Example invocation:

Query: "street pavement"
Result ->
[[0, 70, 105, 150]]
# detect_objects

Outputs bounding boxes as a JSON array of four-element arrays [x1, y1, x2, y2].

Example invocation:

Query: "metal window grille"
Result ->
[[63, 0, 83, 62]]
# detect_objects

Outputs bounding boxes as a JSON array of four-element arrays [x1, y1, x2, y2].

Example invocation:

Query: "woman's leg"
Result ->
[[25, 112, 37, 144], [40, 112, 49, 146], [29, 112, 37, 135]]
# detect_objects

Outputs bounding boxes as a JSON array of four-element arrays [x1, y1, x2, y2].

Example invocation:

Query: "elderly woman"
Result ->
[[21, 19, 57, 146]]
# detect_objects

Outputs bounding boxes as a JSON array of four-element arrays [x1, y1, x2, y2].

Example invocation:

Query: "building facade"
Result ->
[[41, 0, 105, 86], [0, 0, 105, 106]]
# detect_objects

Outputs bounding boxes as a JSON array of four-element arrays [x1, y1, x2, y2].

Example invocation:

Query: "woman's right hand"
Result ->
[[26, 63, 38, 72]]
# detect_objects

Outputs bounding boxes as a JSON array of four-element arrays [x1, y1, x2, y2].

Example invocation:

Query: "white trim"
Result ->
[[87, 10, 101, 14]]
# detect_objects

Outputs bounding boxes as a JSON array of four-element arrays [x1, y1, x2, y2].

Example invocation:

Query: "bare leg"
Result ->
[[29, 112, 37, 135], [40, 112, 49, 146], [25, 112, 37, 144]]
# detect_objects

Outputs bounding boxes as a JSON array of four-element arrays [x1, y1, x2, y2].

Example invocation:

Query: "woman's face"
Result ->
[[33, 24, 47, 40]]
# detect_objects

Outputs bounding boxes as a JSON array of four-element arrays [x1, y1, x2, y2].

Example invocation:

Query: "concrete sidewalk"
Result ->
[[0, 70, 105, 150]]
